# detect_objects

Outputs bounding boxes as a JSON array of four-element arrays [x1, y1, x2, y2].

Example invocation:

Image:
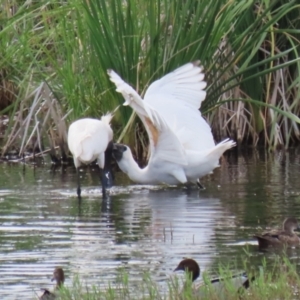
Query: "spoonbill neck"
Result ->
[[118, 154, 153, 184]]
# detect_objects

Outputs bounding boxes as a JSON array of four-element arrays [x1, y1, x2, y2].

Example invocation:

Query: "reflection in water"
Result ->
[[0, 148, 299, 299], [68, 189, 225, 291]]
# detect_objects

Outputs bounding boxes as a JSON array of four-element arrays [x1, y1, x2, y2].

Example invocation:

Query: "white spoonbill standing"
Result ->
[[67, 114, 114, 198], [108, 61, 235, 187]]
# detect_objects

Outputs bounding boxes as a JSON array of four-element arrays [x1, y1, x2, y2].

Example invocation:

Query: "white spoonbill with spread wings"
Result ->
[[108, 61, 235, 187], [68, 115, 114, 198]]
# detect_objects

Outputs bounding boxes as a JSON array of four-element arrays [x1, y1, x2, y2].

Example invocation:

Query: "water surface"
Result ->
[[0, 148, 300, 299]]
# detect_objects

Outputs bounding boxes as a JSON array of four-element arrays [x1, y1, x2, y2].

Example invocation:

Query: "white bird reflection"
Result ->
[[68, 187, 228, 291]]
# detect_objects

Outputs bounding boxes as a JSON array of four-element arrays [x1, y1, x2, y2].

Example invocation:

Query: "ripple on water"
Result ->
[[0, 150, 300, 299]]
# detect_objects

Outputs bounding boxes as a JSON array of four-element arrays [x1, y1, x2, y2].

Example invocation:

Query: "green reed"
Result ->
[[1, 0, 300, 156], [52, 255, 300, 300]]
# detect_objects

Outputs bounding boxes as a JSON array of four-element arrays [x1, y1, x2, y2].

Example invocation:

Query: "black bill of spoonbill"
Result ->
[[67, 115, 114, 198], [108, 61, 236, 187]]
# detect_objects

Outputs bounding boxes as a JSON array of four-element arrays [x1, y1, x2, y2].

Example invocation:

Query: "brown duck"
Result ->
[[40, 267, 65, 300], [174, 258, 253, 296], [254, 217, 300, 249]]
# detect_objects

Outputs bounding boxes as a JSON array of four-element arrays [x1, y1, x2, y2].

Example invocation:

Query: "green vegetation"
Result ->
[[1, 0, 300, 156], [47, 256, 300, 300]]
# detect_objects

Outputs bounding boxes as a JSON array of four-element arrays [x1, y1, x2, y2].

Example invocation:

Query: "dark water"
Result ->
[[0, 148, 300, 299]]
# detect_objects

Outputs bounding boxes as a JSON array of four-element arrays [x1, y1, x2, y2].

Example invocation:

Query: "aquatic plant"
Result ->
[[84, 0, 300, 152], [50, 256, 300, 300], [1, 0, 300, 157]]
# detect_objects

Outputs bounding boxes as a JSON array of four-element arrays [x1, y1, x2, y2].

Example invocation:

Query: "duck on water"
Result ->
[[254, 217, 300, 249], [108, 61, 235, 188], [174, 258, 254, 296], [40, 267, 65, 300]]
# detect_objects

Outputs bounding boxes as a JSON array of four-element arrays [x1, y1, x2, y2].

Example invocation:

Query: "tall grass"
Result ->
[[46, 256, 300, 300], [84, 0, 300, 151], [0, 0, 300, 156]]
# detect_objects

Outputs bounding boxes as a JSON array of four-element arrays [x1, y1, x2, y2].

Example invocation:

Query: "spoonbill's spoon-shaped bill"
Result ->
[[108, 61, 236, 186]]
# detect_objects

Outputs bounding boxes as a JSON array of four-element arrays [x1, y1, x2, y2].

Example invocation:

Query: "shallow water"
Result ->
[[0, 147, 300, 299]]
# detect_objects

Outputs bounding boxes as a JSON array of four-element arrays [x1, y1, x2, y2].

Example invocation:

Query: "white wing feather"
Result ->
[[144, 61, 215, 152], [144, 62, 207, 110], [108, 69, 187, 165]]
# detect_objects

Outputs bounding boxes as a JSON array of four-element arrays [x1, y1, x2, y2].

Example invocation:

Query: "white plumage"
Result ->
[[108, 61, 235, 186], [67, 115, 113, 197]]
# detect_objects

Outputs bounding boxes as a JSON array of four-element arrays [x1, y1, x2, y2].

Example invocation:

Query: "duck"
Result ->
[[67, 115, 114, 198], [174, 258, 253, 296], [40, 267, 65, 300], [108, 62, 235, 188], [253, 217, 300, 249]]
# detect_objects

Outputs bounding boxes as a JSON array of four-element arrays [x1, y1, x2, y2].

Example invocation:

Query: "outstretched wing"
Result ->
[[144, 61, 215, 152], [145, 61, 206, 110], [108, 69, 187, 165]]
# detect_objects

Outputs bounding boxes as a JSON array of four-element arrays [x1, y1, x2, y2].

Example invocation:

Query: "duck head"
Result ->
[[174, 258, 200, 282], [283, 217, 300, 234], [51, 267, 65, 288]]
